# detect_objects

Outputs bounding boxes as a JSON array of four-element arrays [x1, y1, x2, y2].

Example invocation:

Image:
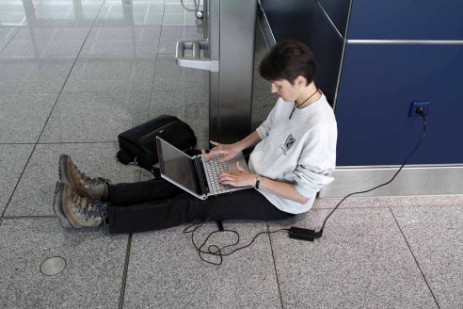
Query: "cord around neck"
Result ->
[[289, 88, 319, 119]]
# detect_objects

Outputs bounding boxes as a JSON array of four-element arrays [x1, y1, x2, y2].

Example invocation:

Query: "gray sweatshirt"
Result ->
[[248, 94, 337, 214]]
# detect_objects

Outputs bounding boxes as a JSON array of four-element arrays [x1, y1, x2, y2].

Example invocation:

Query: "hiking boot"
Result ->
[[53, 181, 107, 229], [59, 154, 110, 201]]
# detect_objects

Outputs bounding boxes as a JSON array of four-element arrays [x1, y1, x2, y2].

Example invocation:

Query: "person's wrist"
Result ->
[[234, 141, 245, 152], [254, 175, 263, 189]]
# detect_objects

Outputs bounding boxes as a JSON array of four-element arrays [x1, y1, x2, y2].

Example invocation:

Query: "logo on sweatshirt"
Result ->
[[280, 134, 295, 155]]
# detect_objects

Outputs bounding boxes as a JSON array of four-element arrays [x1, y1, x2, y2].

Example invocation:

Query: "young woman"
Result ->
[[53, 39, 338, 233]]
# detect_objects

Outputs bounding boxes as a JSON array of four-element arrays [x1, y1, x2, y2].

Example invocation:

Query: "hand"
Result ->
[[205, 140, 242, 162], [218, 162, 256, 188]]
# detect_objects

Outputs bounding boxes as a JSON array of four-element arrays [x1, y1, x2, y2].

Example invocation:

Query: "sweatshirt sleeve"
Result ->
[[256, 101, 278, 139], [293, 124, 337, 197], [293, 164, 335, 197]]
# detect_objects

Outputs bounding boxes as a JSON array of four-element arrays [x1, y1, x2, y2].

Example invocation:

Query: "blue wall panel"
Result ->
[[317, 0, 351, 37], [261, 0, 463, 171], [261, 0, 343, 104], [348, 0, 463, 40], [336, 43, 463, 166], [307, 5, 344, 104], [261, 0, 315, 42]]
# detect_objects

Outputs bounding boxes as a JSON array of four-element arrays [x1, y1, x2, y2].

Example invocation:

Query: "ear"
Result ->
[[295, 76, 307, 87]]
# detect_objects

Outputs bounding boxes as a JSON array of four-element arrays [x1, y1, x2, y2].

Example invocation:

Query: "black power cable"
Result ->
[[186, 108, 427, 263], [290, 108, 428, 241], [183, 220, 289, 266]]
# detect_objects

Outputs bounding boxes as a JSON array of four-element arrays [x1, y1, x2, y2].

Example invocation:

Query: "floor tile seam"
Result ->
[[1, 143, 38, 219], [118, 233, 133, 309], [33, 0, 106, 146], [0, 28, 21, 56], [388, 204, 463, 209], [314, 205, 392, 210], [64, 55, 158, 60], [161, 0, 168, 24], [100, 1, 164, 6], [2, 28, 92, 54], [148, 3, 166, 100], [159, 24, 201, 28], [2, 215, 56, 220], [0, 1, 107, 218], [266, 221, 285, 309], [157, 52, 176, 56], [0, 53, 87, 62], [36, 141, 117, 145], [0, 142, 36, 146], [91, 23, 165, 28], [0, 90, 61, 95], [89, 24, 164, 28], [78, 52, 161, 58], [35, 140, 118, 145], [59, 89, 156, 95], [388, 206, 442, 309]]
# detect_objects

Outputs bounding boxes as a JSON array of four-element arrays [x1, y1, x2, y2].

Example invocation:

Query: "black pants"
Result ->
[[107, 178, 295, 233]]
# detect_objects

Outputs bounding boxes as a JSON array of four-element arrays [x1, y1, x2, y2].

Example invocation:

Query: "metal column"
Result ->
[[176, 0, 257, 143]]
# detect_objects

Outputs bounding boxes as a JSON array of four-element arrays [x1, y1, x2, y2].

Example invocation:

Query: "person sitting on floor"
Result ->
[[52, 39, 338, 234]]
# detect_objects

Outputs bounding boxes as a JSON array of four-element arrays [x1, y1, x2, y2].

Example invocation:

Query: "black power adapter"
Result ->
[[288, 106, 427, 243], [289, 227, 323, 241]]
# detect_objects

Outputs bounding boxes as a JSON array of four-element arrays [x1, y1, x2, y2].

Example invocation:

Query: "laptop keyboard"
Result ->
[[202, 154, 229, 194]]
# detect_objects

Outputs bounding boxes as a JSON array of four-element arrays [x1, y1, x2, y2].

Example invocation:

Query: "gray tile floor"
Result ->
[[1, 1, 462, 308]]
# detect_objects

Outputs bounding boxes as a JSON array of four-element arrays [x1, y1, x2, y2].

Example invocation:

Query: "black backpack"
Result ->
[[117, 115, 197, 174]]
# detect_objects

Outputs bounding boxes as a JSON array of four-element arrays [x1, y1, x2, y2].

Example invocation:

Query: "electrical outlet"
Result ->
[[409, 101, 430, 118]]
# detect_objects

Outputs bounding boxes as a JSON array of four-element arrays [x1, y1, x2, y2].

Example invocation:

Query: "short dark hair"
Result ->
[[258, 39, 316, 85]]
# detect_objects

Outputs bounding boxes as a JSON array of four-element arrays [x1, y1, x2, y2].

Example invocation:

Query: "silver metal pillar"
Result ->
[[176, 0, 257, 143]]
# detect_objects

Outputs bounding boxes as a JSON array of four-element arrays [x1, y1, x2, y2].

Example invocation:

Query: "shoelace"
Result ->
[[91, 177, 111, 187], [72, 162, 111, 186], [91, 200, 108, 219], [73, 164, 111, 200], [71, 194, 107, 222]]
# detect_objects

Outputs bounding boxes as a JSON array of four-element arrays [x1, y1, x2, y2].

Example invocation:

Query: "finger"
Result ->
[[206, 148, 219, 159], [206, 149, 227, 161], [219, 152, 235, 163], [219, 173, 236, 183], [220, 175, 237, 184], [221, 181, 236, 187], [201, 148, 206, 155], [209, 140, 220, 146], [219, 176, 230, 182], [205, 152, 215, 161], [219, 172, 231, 180], [219, 154, 230, 163], [221, 177, 243, 188]]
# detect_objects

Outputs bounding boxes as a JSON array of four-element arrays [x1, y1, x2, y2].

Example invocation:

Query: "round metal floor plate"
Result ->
[[40, 256, 66, 276]]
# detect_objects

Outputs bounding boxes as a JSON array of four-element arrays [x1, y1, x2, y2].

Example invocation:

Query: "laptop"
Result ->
[[156, 136, 252, 200]]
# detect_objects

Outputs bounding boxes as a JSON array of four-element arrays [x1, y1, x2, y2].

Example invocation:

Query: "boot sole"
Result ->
[[53, 182, 72, 229], [58, 154, 70, 185]]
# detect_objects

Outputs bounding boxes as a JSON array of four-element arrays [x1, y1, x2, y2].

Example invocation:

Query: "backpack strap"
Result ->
[[117, 149, 136, 166]]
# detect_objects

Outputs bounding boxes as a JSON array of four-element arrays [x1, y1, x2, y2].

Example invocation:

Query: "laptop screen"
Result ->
[[156, 137, 200, 194]]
